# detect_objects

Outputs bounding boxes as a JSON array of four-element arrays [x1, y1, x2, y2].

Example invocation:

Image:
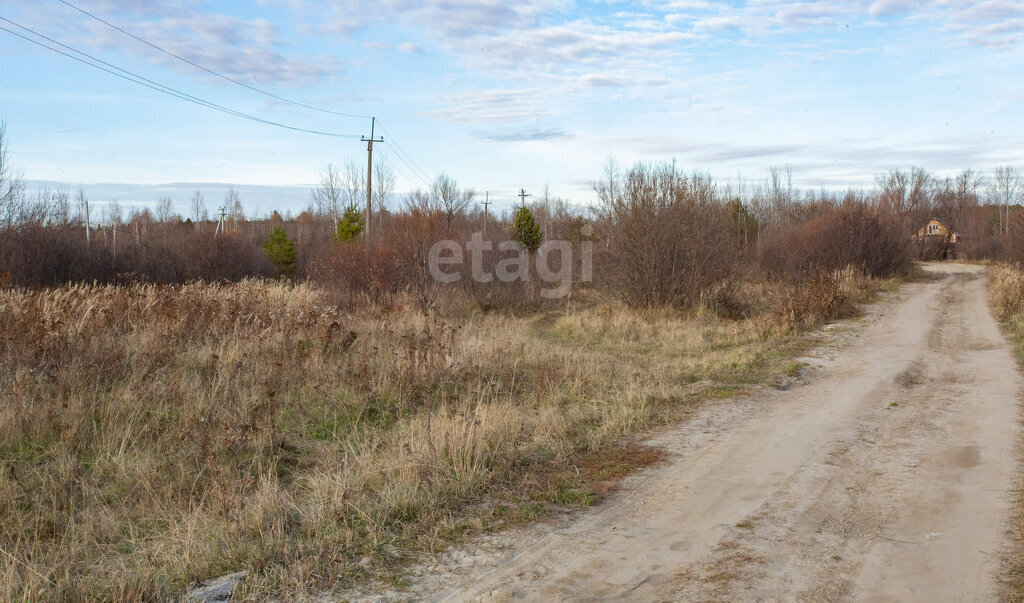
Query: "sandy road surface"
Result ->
[[355, 263, 1023, 602]]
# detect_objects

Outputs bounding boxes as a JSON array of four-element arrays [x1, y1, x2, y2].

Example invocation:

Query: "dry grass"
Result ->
[[987, 263, 1024, 601], [0, 274, 883, 599]]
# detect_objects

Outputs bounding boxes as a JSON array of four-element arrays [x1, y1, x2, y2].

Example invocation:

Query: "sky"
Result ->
[[1, 0, 1022, 217]]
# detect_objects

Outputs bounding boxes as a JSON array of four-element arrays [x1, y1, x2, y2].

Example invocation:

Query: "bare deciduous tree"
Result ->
[[430, 173, 475, 229], [404, 189, 437, 214], [373, 157, 396, 215], [225, 188, 244, 231], [155, 196, 175, 223], [878, 167, 934, 257], [990, 166, 1022, 237], [75, 187, 89, 227], [933, 169, 983, 259], [767, 166, 795, 226], [343, 159, 365, 214], [190, 191, 206, 225], [311, 163, 344, 222], [53, 185, 70, 225], [106, 198, 122, 226], [0, 121, 26, 228]]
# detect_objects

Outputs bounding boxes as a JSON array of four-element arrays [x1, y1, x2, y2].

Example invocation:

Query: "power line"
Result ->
[[382, 142, 430, 186], [54, 0, 372, 121], [51, 0, 438, 190], [374, 119, 432, 186], [377, 152, 419, 191], [11, 7, 438, 192], [0, 18, 361, 139], [383, 145, 430, 189]]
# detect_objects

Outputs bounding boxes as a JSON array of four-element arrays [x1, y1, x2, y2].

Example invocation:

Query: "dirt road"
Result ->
[[376, 263, 1023, 601]]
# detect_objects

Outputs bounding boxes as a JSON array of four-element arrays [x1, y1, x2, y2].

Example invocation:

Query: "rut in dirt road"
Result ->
[[433, 263, 1022, 602]]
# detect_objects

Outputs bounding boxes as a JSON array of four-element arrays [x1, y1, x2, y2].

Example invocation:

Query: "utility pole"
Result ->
[[361, 117, 384, 249], [83, 196, 90, 246], [518, 188, 531, 207], [482, 191, 491, 237], [215, 206, 226, 237], [542, 185, 550, 241]]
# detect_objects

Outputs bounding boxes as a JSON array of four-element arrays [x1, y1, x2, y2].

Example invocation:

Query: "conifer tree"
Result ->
[[335, 208, 364, 241], [263, 225, 296, 275], [512, 205, 543, 253]]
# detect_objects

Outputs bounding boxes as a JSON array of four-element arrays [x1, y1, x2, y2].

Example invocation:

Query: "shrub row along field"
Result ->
[[988, 262, 1024, 600], [0, 271, 889, 599]]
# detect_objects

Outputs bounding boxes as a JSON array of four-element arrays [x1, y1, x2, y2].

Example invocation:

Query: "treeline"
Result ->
[[2, 125, 1023, 309]]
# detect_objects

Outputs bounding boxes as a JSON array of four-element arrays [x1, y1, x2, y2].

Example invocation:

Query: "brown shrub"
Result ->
[[760, 202, 913, 282], [770, 266, 866, 332], [307, 241, 408, 307], [0, 224, 273, 287], [594, 162, 737, 307]]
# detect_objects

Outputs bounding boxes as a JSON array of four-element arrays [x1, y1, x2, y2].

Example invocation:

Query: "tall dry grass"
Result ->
[[987, 263, 1024, 599], [990, 263, 1024, 322], [0, 274, 883, 599]]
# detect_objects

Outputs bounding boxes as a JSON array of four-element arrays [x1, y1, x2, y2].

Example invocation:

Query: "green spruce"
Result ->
[[335, 209, 364, 241], [263, 225, 297, 275], [512, 205, 543, 254]]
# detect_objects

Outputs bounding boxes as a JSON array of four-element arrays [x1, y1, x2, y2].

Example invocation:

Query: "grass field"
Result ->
[[0, 271, 882, 599]]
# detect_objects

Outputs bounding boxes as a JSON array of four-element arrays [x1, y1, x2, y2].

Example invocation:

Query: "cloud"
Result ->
[[805, 47, 875, 61], [960, 18, 1024, 47], [84, 14, 335, 87], [962, 0, 1024, 21], [473, 126, 570, 141], [287, 0, 566, 37], [426, 89, 549, 122], [9, 0, 336, 88], [772, 2, 845, 26], [398, 41, 425, 53], [464, 23, 700, 74], [693, 15, 749, 30], [868, 0, 924, 18]]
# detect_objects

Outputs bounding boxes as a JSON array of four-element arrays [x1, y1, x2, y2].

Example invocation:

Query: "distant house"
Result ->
[[915, 217, 960, 259], [917, 217, 959, 243]]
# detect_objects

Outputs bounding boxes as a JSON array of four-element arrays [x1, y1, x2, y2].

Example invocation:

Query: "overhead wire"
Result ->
[[0, 17, 361, 139], [54, 0, 372, 121], [9, 5, 442, 185], [373, 120, 432, 185], [377, 152, 420, 192], [51, 2, 439, 181]]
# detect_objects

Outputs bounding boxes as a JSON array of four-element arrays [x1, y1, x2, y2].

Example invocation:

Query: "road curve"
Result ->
[[432, 263, 1022, 601]]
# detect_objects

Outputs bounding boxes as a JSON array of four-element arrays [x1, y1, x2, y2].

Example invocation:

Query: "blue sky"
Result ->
[[1, 0, 1022, 216]]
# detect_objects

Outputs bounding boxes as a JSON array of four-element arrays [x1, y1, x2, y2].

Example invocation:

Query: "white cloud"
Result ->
[[9, 0, 336, 88], [473, 126, 570, 141], [398, 41, 425, 53], [426, 89, 550, 122], [869, 0, 925, 17]]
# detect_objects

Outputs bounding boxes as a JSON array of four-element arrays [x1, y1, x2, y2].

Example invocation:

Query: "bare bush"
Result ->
[[594, 161, 736, 307], [760, 202, 913, 281]]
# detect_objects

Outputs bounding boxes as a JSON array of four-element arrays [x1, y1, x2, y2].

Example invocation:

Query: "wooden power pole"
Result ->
[[215, 206, 226, 237], [482, 191, 490, 236], [83, 196, 90, 246], [361, 117, 383, 248], [518, 188, 531, 207]]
